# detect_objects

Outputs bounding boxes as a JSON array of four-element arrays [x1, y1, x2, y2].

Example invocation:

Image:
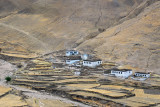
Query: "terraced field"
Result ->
[[0, 86, 27, 107], [9, 58, 160, 106]]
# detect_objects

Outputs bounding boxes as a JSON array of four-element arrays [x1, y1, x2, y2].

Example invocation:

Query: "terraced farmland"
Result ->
[[10, 58, 160, 107]]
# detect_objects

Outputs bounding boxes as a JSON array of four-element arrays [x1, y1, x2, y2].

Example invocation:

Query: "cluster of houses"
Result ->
[[47, 50, 151, 80], [65, 50, 102, 68], [65, 50, 151, 80], [105, 68, 151, 80]]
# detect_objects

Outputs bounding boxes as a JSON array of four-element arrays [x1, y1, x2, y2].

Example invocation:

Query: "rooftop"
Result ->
[[111, 68, 132, 72], [83, 58, 102, 62], [65, 56, 81, 60], [135, 72, 150, 74], [66, 50, 78, 52]]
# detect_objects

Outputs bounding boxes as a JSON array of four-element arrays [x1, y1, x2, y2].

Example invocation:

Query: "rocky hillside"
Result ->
[[0, 0, 144, 53], [77, 0, 160, 73], [0, 0, 159, 73]]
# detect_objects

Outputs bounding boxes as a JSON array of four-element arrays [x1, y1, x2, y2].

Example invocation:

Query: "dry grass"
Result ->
[[29, 67, 52, 70], [99, 85, 134, 91], [134, 89, 160, 99], [32, 60, 51, 65], [0, 86, 12, 96], [84, 89, 127, 97], [0, 94, 27, 106], [53, 79, 97, 83], [14, 79, 49, 83], [70, 91, 107, 99], [66, 84, 99, 90], [0, 52, 36, 58]]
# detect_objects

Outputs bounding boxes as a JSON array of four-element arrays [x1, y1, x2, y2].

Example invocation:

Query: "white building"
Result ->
[[134, 72, 150, 78], [83, 59, 102, 68], [111, 69, 132, 78], [66, 50, 79, 56], [65, 56, 81, 65], [66, 59, 80, 65]]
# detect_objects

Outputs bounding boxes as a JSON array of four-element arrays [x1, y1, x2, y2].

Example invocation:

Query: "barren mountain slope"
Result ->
[[0, 0, 144, 54], [77, 1, 160, 73]]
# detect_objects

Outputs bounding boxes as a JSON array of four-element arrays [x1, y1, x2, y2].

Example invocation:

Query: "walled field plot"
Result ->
[[26, 98, 74, 107], [0, 86, 12, 97], [9, 56, 160, 107], [68, 84, 160, 107], [52, 78, 97, 84], [32, 59, 52, 65], [83, 89, 128, 98], [0, 94, 28, 106], [99, 85, 134, 91], [14, 79, 50, 83], [66, 84, 100, 90]]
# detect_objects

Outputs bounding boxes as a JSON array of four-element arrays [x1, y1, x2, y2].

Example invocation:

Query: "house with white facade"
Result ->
[[111, 69, 132, 78], [83, 59, 102, 68], [131, 72, 151, 81], [134, 72, 150, 78], [66, 50, 79, 56], [65, 56, 81, 65]]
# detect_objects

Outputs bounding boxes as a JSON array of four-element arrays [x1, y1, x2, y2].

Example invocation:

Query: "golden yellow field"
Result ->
[[32, 60, 51, 65], [0, 94, 27, 106], [53, 79, 97, 83], [134, 89, 160, 99], [99, 85, 134, 91], [65, 84, 100, 90], [0, 86, 12, 96], [29, 67, 52, 70], [84, 89, 127, 97], [14, 79, 49, 83]]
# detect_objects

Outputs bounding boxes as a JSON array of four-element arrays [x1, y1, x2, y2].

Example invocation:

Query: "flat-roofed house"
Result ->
[[66, 50, 79, 56], [83, 59, 102, 68], [65, 56, 81, 65], [134, 72, 150, 78], [111, 69, 132, 78]]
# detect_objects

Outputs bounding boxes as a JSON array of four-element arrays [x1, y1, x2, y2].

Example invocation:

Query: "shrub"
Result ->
[[5, 76, 11, 82]]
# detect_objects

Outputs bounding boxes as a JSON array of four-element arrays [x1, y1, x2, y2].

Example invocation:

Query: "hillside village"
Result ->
[[4, 49, 158, 107], [44, 50, 151, 81], [0, 0, 160, 106]]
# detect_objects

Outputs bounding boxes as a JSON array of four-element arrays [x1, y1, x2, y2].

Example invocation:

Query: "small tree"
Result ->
[[5, 76, 11, 82]]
